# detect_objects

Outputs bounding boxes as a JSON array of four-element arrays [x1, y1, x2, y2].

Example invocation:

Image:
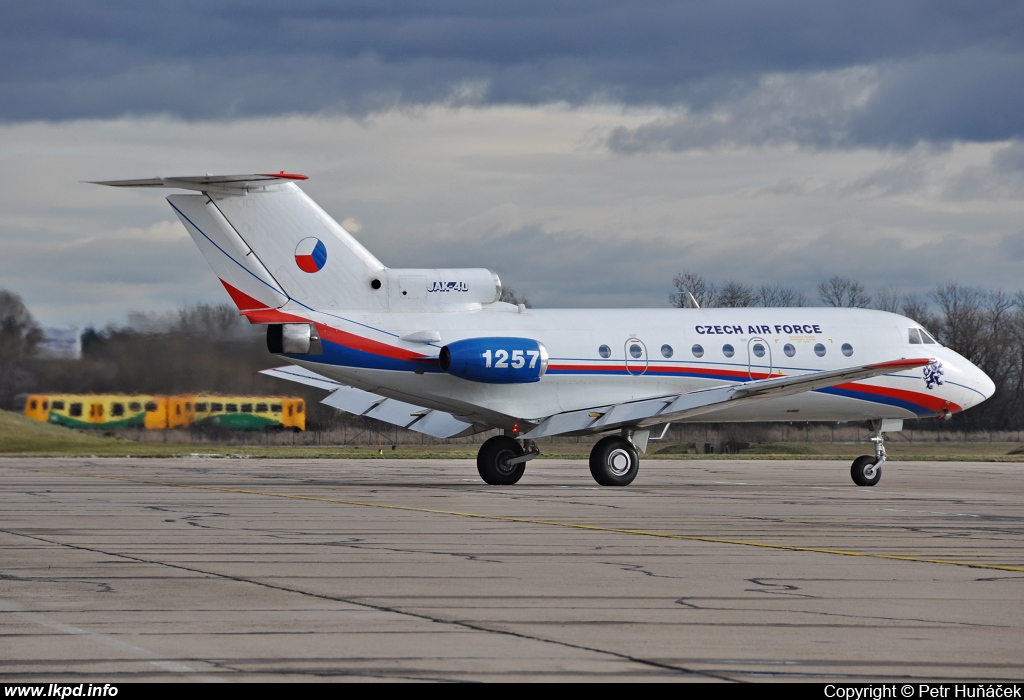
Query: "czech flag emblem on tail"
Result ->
[[294, 237, 327, 273]]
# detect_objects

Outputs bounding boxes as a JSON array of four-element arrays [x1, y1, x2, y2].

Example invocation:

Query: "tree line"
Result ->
[[0, 291, 334, 423]]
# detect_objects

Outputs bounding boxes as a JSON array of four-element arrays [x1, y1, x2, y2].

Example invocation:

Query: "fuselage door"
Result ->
[[748, 337, 772, 380], [625, 338, 648, 376]]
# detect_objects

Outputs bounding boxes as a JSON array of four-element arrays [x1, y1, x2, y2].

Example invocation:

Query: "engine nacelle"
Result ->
[[439, 337, 549, 384], [267, 323, 323, 355]]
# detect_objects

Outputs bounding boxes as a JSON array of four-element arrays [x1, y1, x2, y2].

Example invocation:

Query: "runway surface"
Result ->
[[1, 456, 1022, 682]]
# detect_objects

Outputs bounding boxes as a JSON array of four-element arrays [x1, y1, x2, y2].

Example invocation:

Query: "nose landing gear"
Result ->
[[850, 419, 902, 486]]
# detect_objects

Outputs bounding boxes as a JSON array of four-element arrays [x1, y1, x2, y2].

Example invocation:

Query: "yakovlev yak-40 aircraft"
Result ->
[[96, 173, 995, 487]]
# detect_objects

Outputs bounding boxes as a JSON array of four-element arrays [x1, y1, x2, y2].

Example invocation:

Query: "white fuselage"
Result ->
[[288, 304, 994, 430]]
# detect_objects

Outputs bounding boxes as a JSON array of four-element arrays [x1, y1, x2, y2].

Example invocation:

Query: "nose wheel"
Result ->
[[850, 419, 898, 486], [851, 455, 882, 486]]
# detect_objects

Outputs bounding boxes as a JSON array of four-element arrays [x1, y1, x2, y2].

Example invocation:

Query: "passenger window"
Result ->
[[211, 402, 223, 412], [129, 402, 141, 412], [52, 401, 65, 410], [226, 403, 238, 413], [43, 401, 48, 410], [29, 400, 37, 410], [661, 344, 673, 358], [722, 344, 735, 358], [629, 344, 643, 359], [752, 343, 766, 358], [70, 403, 82, 417], [841, 343, 853, 357], [814, 343, 826, 357], [908, 328, 922, 344], [196, 403, 208, 413], [271, 404, 282, 413], [185, 402, 192, 411], [256, 403, 269, 413], [598, 344, 611, 358], [691, 344, 704, 358], [145, 402, 158, 412], [111, 403, 124, 417], [241, 403, 253, 413], [297, 404, 304, 413], [783, 344, 795, 357]]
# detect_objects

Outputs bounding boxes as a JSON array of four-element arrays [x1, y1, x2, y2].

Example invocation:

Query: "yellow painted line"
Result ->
[[44, 470, 1024, 573]]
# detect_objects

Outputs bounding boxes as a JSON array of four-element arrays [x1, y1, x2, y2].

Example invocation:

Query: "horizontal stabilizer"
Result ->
[[260, 366, 485, 439], [522, 358, 932, 439], [91, 172, 308, 195]]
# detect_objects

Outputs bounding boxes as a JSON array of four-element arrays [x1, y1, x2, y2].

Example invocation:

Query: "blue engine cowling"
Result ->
[[439, 337, 549, 383]]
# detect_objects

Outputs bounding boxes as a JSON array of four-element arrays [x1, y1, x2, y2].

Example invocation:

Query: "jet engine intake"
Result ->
[[439, 337, 548, 383]]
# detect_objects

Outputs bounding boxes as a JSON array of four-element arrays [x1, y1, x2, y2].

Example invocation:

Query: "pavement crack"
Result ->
[[0, 527, 734, 682]]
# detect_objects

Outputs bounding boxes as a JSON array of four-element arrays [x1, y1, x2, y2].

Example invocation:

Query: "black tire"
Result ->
[[477, 435, 526, 485], [589, 436, 639, 486], [851, 455, 881, 486]]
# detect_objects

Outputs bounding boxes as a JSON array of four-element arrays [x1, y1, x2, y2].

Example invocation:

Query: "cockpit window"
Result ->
[[909, 327, 938, 345]]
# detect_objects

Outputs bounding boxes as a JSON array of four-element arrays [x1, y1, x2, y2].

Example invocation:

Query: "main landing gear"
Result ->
[[475, 428, 649, 486], [477, 435, 539, 485], [850, 419, 902, 487]]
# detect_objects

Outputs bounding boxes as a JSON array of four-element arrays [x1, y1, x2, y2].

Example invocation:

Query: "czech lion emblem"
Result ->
[[923, 361, 944, 390]]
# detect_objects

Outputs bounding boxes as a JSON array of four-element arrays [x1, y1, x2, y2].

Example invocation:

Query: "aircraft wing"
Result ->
[[259, 365, 487, 439], [521, 358, 932, 439]]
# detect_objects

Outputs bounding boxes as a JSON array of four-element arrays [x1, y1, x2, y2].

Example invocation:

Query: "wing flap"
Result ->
[[407, 410, 478, 439], [523, 406, 612, 439], [259, 365, 483, 439], [588, 396, 674, 429]]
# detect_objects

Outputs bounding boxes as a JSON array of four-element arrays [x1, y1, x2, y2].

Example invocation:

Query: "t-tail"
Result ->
[[93, 173, 503, 317]]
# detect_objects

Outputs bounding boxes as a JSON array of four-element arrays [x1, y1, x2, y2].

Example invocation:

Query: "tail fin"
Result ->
[[95, 174, 387, 313]]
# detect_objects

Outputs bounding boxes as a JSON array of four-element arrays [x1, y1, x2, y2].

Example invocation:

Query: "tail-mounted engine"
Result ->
[[439, 337, 548, 383], [267, 323, 323, 355]]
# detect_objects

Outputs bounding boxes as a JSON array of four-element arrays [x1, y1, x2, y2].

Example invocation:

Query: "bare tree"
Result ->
[[0, 290, 42, 407], [817, 276, 872, 308], [0, 290, 41, 360], [717, 280, 757, 307], [873, 286, 904, 314], [756, 283, 806, 307], [671, 272, 718, 308], [499, 287, 532, 308], [929, 283, 987, 362]]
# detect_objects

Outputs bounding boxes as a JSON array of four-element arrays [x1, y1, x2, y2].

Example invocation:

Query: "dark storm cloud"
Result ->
[[4, 1, 1023, 146]]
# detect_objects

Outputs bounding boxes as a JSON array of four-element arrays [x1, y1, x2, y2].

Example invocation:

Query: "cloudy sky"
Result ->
[[3, 1, 1024, 326]]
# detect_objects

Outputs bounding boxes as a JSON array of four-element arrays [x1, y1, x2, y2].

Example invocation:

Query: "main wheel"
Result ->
[[851, 455, 881, 487], [477, 435, 526, 485], [589, 436, 639, 486]]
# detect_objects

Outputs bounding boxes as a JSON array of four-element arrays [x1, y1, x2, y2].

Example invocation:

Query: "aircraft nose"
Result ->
[[968, 362, 996, 406]]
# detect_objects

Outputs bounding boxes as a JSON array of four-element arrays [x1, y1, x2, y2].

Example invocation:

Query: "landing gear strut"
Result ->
[[477, 435, 539, 485], [850, 419, 902, 487]]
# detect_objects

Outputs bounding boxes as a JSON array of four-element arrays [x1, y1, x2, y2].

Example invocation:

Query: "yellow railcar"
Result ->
[[24, 394, 304, 431], [192, 396, 305, 431]]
